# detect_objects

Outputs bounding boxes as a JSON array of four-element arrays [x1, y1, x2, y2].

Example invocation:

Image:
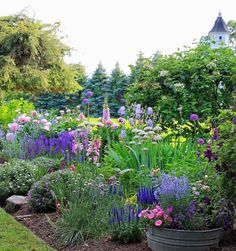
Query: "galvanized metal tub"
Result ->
[[147, 227, 222, 251]]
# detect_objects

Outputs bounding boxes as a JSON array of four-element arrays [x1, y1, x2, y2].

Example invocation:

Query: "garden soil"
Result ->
[[13, 206, 236, 251]]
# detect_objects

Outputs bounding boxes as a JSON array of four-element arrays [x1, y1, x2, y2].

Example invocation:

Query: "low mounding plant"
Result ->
[[30, 156, 60, 180], [27, 170, 75, 213], [0, 159, 35, 201], [109, 206, 143, 243]]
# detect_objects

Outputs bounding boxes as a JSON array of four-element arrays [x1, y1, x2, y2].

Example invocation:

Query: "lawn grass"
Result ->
[[0, 208, 54, 251]]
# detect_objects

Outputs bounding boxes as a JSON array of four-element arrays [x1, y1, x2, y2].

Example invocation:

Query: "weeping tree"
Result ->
[[0, 13, 81, 101]]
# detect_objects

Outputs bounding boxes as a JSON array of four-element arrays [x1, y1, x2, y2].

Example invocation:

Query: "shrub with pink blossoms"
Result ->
[[138, 205, 173, 228]]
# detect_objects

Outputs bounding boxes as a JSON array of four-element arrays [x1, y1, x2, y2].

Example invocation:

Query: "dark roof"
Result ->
[[210, 13, 229, 33]]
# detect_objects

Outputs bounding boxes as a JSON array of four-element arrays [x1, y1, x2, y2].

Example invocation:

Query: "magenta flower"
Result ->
[[233, 118, 236, 125], [197, 138, 205, 145], [189, 114, 199, 122]]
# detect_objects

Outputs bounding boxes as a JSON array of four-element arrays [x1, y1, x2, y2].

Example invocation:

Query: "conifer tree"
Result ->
[[109, 63, 128, 116], [85, 62, 110, 116]]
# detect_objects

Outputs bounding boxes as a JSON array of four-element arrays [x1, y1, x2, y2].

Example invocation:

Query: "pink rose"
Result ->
[[155, 220, 163, 227]]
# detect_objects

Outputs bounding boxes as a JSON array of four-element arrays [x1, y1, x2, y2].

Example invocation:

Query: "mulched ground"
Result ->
[[13, 206, 236, 251]]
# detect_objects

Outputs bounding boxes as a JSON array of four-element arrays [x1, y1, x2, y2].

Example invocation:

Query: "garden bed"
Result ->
[[13, 206, 150, 251], [12, 206, 236, 251]]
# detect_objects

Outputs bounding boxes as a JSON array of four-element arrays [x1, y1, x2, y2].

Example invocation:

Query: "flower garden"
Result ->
[[0, 90, 235, 251], [0, 12, 236, 251]]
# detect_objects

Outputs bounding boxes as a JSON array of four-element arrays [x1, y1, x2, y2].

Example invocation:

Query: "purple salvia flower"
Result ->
[[212, 128, 220, 140]]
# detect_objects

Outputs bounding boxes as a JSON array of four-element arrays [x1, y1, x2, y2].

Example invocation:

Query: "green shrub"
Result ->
[[28, 170, 75, 213], [0, 99, 34, 131], [0, 159, 35, 201]]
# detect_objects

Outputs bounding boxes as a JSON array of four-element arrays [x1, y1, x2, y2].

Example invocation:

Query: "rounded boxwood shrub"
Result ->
[[0, 159, 36, 202], [27, 170, 75, 213]]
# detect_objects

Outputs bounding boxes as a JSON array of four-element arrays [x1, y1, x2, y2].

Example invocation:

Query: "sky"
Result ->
[[1, 0, 236, 74]]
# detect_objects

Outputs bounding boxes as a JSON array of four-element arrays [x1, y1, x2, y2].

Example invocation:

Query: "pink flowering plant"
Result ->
[[138, 205, 173, 228]]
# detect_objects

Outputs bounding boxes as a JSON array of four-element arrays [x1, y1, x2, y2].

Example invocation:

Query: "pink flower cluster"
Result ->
[[138, 205, 173, 227], [86, 136, 101, 164], [17, 114, 31, 124]]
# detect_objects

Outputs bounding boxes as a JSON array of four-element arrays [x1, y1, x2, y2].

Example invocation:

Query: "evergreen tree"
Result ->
[[109, 63, 128, 116], [85, 62, 110, 116]]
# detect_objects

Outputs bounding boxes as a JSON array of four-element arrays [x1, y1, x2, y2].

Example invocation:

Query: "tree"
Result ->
[[126, 44, 236, 126], [227, 20, 236, 50], [84, 62, 110, 116], [0, 13, 81, 99], [109, 63, 128, 116]]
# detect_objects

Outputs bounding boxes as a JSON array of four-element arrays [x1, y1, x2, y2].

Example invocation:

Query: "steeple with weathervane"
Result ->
[[209, 12, 230, 49]]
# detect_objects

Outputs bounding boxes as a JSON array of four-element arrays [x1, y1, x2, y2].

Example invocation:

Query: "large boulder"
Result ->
[[5, 195, 28, 213]]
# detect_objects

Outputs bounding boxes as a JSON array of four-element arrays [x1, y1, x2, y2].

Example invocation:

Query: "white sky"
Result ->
[[1, 0, 236, 74]]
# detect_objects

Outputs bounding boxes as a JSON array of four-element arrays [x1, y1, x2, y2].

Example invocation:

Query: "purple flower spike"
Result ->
[[147, 107, 153, 116], [190, 113, 199, 122], [82, 98, 89, 104], [232, 117, 236, 125], [197, 138, 205, 145], [128, 118, 135, 126], [212, 128, 220, 141], [147, 119, 153, 128], [118, 106, 126, 116], [120, 130, 126, 139], [86, 91, 93, 97]]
